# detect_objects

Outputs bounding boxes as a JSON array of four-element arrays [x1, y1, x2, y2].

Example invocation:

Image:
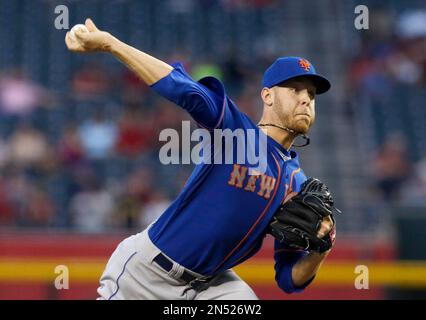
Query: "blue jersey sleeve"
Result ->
[[150, 62, 226, 129], [273, 240, 315, 293]]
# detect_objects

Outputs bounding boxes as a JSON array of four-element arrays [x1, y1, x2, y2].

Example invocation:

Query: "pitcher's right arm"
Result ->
[[65, 18, 224, 129]]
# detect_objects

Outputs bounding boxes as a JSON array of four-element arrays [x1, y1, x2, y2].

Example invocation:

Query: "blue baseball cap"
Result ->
[[262, 57, 331, 94]]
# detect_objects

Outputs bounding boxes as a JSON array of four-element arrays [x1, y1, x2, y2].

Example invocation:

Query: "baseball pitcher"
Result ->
[[65, 19, 338, 300]]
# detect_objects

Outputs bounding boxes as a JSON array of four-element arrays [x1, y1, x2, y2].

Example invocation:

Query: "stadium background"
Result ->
[[0, 0, 425, 299]]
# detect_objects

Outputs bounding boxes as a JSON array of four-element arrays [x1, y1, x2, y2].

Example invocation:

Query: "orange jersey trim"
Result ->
[[282, 167, 301, 204], [212, 154, 282, 273]]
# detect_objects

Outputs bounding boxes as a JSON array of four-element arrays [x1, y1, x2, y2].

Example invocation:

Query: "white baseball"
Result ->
[[69, 24, 89, 43]]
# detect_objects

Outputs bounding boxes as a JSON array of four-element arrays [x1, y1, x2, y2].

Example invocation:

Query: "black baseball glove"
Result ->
[[268, 178, 339, 253]]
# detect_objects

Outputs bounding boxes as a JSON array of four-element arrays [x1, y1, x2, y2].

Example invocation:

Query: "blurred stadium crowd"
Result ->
[[0, 0, 425, 236], [347, 2, 426, 235], [0, 54, 259, 231]]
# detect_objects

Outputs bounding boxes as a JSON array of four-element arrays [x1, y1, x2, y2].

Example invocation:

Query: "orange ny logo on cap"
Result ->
[[299, 59, 310, 72]]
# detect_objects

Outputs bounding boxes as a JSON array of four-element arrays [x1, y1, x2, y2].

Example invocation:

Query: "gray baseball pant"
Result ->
[[97, 227, 258, 300]]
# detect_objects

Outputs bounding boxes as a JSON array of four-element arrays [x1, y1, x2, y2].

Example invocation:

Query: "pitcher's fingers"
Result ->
[[317, 221, 332, 238], [65, 32, 75, 49], [65, 32, 84, 52], [85, 18, 98, 32], [74, 29, 88, 43]]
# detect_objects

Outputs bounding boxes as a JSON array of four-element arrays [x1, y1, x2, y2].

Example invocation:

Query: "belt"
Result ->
[[153, 253, 211, 290]]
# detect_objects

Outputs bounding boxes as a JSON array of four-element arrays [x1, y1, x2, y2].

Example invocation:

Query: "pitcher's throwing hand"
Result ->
[[65, 18, 113, 53]]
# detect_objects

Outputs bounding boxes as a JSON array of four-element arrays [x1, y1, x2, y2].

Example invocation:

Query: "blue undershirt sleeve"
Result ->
[[150, 62, 225, 129], [274, 240, 315, 293]]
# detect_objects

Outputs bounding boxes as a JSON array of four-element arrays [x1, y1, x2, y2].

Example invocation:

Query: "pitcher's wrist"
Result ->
[[103, 33, 118, 53]]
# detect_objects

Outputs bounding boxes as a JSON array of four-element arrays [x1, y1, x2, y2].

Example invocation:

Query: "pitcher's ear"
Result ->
[[261, 87, 274, 107]]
